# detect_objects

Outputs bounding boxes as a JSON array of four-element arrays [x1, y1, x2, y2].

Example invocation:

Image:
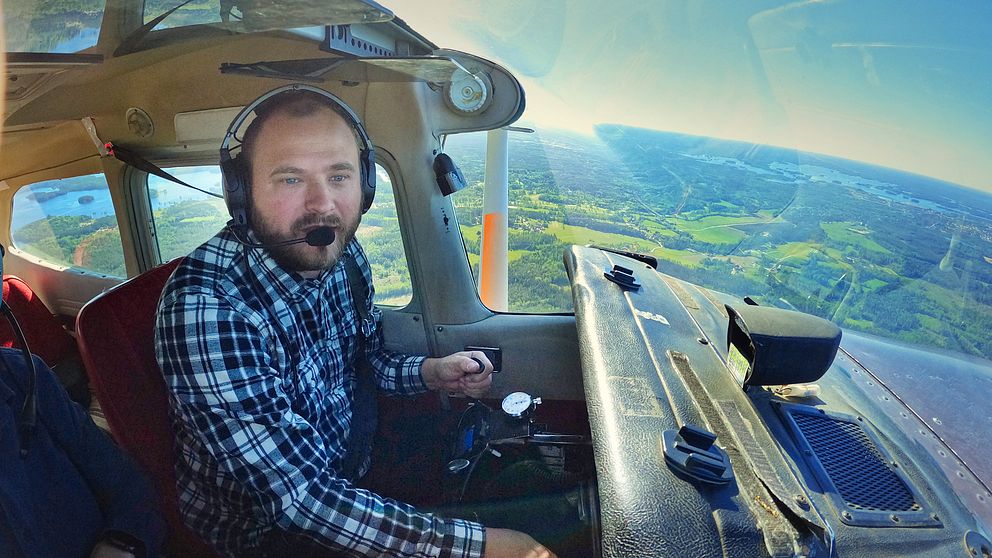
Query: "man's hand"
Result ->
[[422, 351, 493, 398], [485, 528, 556, 558]]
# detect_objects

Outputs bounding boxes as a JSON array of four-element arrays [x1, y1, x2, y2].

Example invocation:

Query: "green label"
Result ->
[[727, 343, 751, 385]]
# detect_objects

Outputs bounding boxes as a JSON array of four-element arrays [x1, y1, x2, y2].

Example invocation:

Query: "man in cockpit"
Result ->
[[155, 85, 554, 558]]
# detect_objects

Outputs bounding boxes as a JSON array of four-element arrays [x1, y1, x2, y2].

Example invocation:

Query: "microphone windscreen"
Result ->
[[305, 227, 336, 247]]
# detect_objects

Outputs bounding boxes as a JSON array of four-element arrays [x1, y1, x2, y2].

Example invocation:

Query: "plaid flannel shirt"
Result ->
[[155, 228, 485, 557]]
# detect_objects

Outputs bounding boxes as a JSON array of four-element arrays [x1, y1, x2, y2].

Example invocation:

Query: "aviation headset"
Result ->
[[219, 83, 377, 238]]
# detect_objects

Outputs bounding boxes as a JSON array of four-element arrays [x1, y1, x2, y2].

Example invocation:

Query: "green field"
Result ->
[[667, 214, 778, 245], [546, 222, 659, 250], [768, 242, 818, 261], [821, 222, 892, 254], [863, 279, 888, 291]]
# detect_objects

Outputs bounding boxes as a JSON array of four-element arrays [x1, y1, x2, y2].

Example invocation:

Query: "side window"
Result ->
[[148, 166, 228, 262], [148, 164, 412, 307], [11, 174, 126, 277], [357, 165, 413, 307], [142, 0, 222, 27], [447, 132, 574, 313]]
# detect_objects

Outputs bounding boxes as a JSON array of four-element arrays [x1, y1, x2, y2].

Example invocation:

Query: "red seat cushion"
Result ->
[[1, 275, 76, 366], [76, 259, 216, 558]]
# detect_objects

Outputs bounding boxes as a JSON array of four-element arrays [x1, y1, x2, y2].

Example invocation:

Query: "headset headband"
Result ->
[[220, 83, 373, 162]]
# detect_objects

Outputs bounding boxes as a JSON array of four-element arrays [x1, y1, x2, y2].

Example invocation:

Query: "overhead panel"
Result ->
[[219, 56, 472, 85]]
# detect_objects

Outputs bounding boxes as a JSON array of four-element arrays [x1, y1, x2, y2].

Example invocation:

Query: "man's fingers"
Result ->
[[469, 356, 486, 374], [460, 372, 491, 387], [461, 373, 492, 398], [461, 353, 492, 379]]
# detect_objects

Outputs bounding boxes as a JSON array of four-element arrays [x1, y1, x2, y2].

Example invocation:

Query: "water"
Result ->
[[12, 168, 224, 235], [770, 162, 949, 213], [148, 168, 224, 212], [12, 188, 116, 233]]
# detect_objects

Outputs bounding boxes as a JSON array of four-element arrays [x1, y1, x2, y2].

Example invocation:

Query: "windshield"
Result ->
[[401, 0, 992, 358], [1, 0, 390, 55], [399, 0, 992, 527], [3, 1, 106, 53]]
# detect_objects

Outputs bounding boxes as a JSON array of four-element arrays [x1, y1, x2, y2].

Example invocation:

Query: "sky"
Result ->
[[391, 0, 992, 193]]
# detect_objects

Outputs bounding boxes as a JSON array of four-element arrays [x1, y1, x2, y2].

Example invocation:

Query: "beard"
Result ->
[[252, 212, 360, 273]]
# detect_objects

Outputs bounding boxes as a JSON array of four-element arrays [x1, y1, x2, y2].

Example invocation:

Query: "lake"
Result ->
[[11, 168, 224, 235]]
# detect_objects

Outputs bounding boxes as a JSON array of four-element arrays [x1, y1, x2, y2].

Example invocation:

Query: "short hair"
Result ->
[[238, 90, 363, 173]]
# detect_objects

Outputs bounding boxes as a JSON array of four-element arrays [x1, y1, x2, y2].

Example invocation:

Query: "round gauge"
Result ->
[[501, 391, 534, 418], [444, 68, 492, 114]]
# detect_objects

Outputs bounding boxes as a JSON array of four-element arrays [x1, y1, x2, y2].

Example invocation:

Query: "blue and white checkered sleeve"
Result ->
[[368, 349, 429, 396], [157, 291, 484, 557]]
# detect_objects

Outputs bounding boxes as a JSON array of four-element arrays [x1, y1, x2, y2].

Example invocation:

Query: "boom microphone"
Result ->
[[231, 225, 336, 248], [299, 227, 336, 247]]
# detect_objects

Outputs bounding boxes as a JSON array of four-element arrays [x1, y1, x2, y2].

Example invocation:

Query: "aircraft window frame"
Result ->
[[355, 161, 415, 309], [137, 164, 228, 269], [2, 1, 108, 54], [9, 172, 127, 278], [445, 130, 576, 315]]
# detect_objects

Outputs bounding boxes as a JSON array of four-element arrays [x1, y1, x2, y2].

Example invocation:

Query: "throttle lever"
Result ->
[[465, 346, 501, 373]]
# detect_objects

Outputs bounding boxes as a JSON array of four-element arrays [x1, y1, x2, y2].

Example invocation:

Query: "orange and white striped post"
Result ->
[[479, 128, 509, 311]]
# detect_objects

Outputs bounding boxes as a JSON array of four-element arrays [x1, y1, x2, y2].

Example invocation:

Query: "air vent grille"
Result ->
[[792, 412, 919, 512], [778, 403, 940, 527]]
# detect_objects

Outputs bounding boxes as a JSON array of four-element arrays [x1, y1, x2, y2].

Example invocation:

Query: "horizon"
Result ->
[[506, 120, 992, 197], [394, 0, 992, 194]]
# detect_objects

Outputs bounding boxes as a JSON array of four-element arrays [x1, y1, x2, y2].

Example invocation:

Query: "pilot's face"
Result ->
[[249, 106, 362, 276]]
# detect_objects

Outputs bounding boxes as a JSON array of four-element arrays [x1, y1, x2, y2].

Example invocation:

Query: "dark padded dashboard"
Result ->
[[566, 246, 780, 557], [564, 245, 991, 558]]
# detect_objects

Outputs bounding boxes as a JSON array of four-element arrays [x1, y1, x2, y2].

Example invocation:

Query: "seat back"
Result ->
[[1, 275, 76, 366], [76, 259, 217, 558], [2, 275, 91, 404]]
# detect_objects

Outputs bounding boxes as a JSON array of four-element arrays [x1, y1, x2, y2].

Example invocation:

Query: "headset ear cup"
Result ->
[[222, 155, 250, 229], [360, 148, 376, 213]]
